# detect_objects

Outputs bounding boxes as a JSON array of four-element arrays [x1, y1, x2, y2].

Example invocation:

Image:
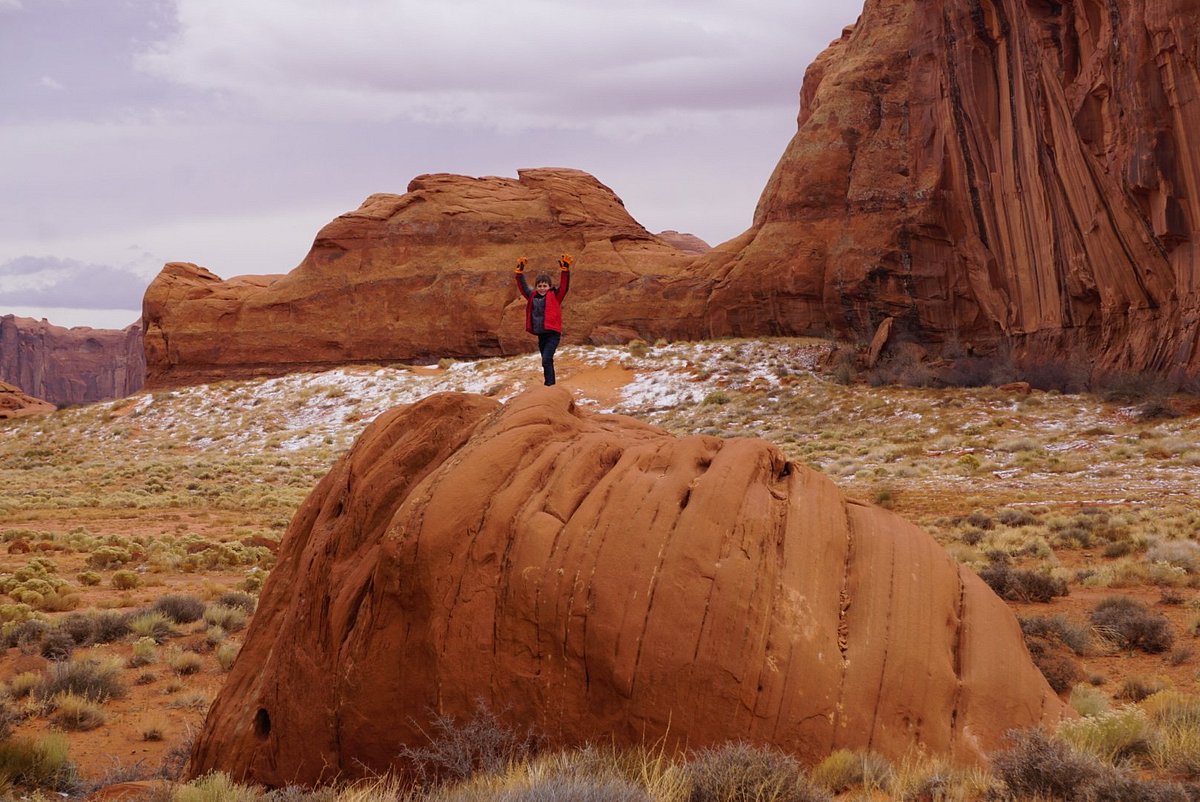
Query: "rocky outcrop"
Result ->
[[655, 230, 711, 255], [0, 380, 55, 420], [188, 388, 1068, 786], [143, 169, 704, 387], [698, 0, 1200, 379], [0, 315, 144, 406]]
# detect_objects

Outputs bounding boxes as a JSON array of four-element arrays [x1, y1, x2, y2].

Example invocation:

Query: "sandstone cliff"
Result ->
[[142, 169, 703, 387], [698, 0, 1200, 379], [0, 315, 145, 406], [188, 388, 1068, 786]]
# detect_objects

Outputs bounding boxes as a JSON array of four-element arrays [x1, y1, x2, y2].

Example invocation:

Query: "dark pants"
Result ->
[[537, 331, 560, 386]]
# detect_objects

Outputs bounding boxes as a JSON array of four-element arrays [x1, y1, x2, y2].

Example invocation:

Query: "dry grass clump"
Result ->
[[808, 748, 892, 795], [1090, 596, 1174, 653], [683, 742, 830, 802], [978, 555, 1068, 603], [34, 655, 127, 703], [49, 692, 108, 731], [0, 734, 76, 794], [152, 592, 207, 624], [127, 610, 176, 643]]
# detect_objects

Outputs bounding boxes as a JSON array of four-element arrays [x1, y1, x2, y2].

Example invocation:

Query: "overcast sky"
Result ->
[[0, 0, 863, 329]]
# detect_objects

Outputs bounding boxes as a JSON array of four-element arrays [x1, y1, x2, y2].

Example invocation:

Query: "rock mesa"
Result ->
[[0, 380, 55, 420], [188, 389, 1067, 786]]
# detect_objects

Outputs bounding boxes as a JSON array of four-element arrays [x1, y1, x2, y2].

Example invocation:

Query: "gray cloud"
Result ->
[[134, 0, 857, 137], [0, 256, 151, 310]]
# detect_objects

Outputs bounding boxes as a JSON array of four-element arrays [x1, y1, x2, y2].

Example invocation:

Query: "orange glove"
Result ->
[[558, 254, 574, 270], [515, 256, 528, 273]]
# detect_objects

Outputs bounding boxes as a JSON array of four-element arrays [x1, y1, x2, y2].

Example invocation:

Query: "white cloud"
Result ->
[[0, 0, 23, 11], [39, 75, 64, 90], [136, 0, 855, 138]]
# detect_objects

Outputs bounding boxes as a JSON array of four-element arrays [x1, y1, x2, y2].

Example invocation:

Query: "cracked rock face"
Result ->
[[701, 0, 1200, 378], [0, 315, 144, 406], [188, 388, 1067, 786]]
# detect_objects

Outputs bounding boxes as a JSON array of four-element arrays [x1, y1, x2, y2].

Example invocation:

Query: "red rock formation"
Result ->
[[656, 230, 711, 255], [0, 380, 55, 420], [188, 388, 1068, 786], [142, 169, 703, 388], [699, 0, 1200, 380], [0, 315, 144, 406]]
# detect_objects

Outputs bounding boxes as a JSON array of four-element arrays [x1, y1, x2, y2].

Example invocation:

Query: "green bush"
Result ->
[[111, 570, 141, 590], [174, 771, 259, 802], [203, 604, 247, 632], [1057, 706, 1152, 763]]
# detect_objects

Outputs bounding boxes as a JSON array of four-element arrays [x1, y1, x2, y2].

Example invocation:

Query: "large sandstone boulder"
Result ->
[[143, 169, 705, 388], [699, 0, 1200, 379], [0, 315, 144, 406], [188, 388, 1067, 786], [0, 380, 55, 420]]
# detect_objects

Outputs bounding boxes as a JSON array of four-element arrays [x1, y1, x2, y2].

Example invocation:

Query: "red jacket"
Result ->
[[516, 268, 570, 334]]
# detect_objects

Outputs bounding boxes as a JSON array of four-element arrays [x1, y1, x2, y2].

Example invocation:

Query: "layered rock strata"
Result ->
[[0, 315, 144, 406], [188, 388, 1067, 786]]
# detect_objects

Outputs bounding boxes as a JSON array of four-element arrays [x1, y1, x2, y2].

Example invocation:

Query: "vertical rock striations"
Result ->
[[0, 315, 144, 406], [701, 0, 1200, 379], [188, 388, 1067, 786]]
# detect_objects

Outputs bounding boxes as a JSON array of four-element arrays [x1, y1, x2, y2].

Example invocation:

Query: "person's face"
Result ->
[[535, 281, 550, 295]]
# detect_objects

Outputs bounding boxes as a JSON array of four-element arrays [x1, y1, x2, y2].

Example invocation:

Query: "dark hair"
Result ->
[[534, 274, 552, 286]]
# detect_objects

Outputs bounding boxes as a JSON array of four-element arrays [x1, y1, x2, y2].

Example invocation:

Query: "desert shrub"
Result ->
[[991, 729, 1107, 799], [84, 545, 132, 569], [39, 629, 75, 661], [1057, 706, 1153, 763], [1144, 692, 1200, 779], [128, 637, 158, 668], [965, 511, 994, 530], [49, 692, 107, 731], [90, 609, 131, 643], [0, 734, 76, 792], [809, 748, 893, 794], [203, 603, 247, 632], [174, 771, 259, 802], [0, 691, 19, 741], [215, 641, 240, 671], [166, 646, 203, 676], [996, 507, 1038, 527], [54, 612, 97, 646], [35, 656, 126, 702], [1090, 596, 1174, 653], [5, 618, 49, 650], [702, 391, 730, 406], [1020, 614, 1091, 655], [461, 773, 653, 802], [1069, 684, 1110, 718], [1147, 540, 1200, 575], [1103, 540, 1136, 558], [1116, 675, 1171, 703], [128, 610, 175, 643], [397, 701, 542, 786], [217, 591, 257, 614], [0, 602, 38, 625], [1023, 632, 1084, 693], [111, 570, 141, 590], [684, 742, 830, 802], [979, 559, 1068, 602], [75, 571, 102, 586], [152, 593, 207, 624], [7, 671, 41, 699]]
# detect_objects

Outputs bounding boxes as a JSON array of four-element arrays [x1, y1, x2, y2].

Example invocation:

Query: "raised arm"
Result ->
[[514, 256, 531, 299], [556, 254, 573, 300]]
